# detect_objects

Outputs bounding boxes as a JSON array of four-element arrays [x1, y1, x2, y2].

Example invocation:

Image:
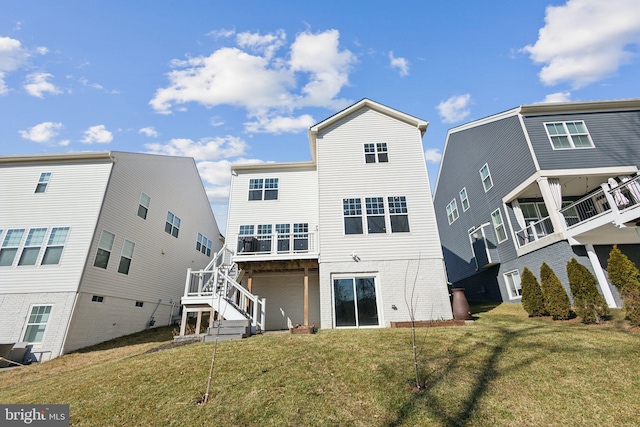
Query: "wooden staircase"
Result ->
[[203, 319, 251, 342]]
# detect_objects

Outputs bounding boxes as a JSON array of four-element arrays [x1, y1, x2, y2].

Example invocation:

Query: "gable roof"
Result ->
[[308, 98, 428, 163]]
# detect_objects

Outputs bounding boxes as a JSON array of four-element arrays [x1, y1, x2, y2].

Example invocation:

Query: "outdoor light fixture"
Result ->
[[351, 253, 361, 262]]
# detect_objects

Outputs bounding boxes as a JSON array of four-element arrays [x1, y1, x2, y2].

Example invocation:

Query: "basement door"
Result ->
[[333, 277, 379, 327]]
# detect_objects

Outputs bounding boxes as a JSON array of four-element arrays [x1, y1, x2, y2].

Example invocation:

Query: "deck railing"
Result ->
[[515, 216, 554, 248]]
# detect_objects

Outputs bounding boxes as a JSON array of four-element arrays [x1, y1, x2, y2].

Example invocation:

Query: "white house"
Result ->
[[0, 151, 222, 359], [180, 99, 453, 333]]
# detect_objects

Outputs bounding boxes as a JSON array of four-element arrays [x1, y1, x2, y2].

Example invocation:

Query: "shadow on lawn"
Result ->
[[387, 323, 546, 427]]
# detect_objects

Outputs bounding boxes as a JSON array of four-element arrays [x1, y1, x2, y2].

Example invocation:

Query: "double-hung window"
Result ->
[[196, 233, 212, 256], [22, 305, 52, 343], [94, 230, 115, 269], [276, 224, 290, 252], [249, 178, 279, 200], [364, 143, 388, 163], [35, 172, 52, 193], [491, 208, 507, 243], [257, 224, 272, 252], [0, 229, 25, 267], [343, 198, 363, 235], [117, 240, 135, 275], [544, 121, 594, 149], [460, 188, 470, 211], [41, 227, 69, 265], [137, 193, 150, 219], [365, 197, 386, 233], [18, 228, 47, 265], [165, 212, 180, 237], [446, 199, 459, 224], [480, 164, 493, 192], [388, 196, 410, 232]]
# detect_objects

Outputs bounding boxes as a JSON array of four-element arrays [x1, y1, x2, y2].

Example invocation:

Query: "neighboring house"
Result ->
[[433, 99, 640, 306], [180, 99, 453, 333], [0, 151, 222, 359]]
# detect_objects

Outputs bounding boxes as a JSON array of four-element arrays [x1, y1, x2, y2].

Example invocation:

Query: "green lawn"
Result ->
[[1, 303, 639, 426]]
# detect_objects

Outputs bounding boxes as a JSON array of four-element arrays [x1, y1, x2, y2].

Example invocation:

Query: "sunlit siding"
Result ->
[[226, 164, 319, 249], [78, 152, 222, 305], [0, 160, 112, 294], [317, 107, 442, 263]]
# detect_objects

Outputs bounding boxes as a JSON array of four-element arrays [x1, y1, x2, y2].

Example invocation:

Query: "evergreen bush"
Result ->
[[520, 267, 546, 317], [607, 246, 640, 326], [540, 262, 571, 320], [566, 258, 609, 323]]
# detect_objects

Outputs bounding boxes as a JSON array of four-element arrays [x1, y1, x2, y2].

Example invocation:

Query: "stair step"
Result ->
[[203, 333, 244, 342], [213, 319, 250, 327], [207, 326, 248, 337]]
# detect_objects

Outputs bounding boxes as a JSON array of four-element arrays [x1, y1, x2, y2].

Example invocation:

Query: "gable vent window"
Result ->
[[35, 172, 52, 193], [364, 143, 388, 163]]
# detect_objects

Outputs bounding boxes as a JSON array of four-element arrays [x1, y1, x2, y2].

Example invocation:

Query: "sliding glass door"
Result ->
[[333, 277, 379, 327]]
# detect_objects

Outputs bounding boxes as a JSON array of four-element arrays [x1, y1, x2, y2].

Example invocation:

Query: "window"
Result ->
[[18, 228, 47, 266], [118, 240, 135, 275], [22, 305, 52, 343], [276, 224, 290, 252], [135, 301, 144, 307], [504, 270, 522, 299], [480, 164, 493, 192], [365, 197, 386, 233], [196, 233, 212, 256], [343, 198, 363, 235], [388, 196, 410, 233], [446, 199, 459, 224], [92, 295, 104, 303], [248, 178, 279, 200], [364, 143, 388, 163], [293, 223, 309, 251], [94, 230, 115, 269], [491, 208, 507, 243], [137, 193, 150, 219], [545, 121, 594, 149], [333, 277, 379, 327], [0, 229, 25, 267], [35, 172, 51, 193], [165, 212, 180, 237], [460, 188, 470, 211], [41, 227, 69, 265]]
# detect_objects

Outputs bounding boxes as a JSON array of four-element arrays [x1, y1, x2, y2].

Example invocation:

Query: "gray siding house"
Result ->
[[433, 99, 640, 306]]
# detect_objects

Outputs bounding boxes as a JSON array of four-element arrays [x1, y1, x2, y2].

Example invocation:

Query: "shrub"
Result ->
[[540, 262, 571, 320], [607, 246, 640, 326], [566, 258, 609, 323], [521, 267, 546, 317]]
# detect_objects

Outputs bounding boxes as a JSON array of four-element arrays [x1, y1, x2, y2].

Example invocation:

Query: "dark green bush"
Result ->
[[540, 262, 571, 320], [607, 246, 640, 326], [521, 267, 546, 317], [566, 258, 609, 324]]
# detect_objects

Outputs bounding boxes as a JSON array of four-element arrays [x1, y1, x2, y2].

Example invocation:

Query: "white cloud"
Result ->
[[210, 116, 225, 127], [541, 92, 572, 103], [24, 72, 62, 98], [144, 136, 247, 161], [207, 28, 236, 39], [0, 72, 7, 95], [149, 28, 355, 123], [0, 36, 28, 72], [59, 139, 70, 147], [389, 51, 409, 77], [81, 125, 113, 144], [244, 114, 315, 134], [436, 94, 471, 124], [523, 0, 640, 88], [19, 121, 63, 143], [424, 148, 442, 163], [139, 126, 159, 138], [36, 46, 48, 55]]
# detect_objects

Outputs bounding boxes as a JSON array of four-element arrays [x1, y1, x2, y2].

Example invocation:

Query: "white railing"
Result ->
[[515, 216, 554, 248], [560, 175, 640, 229], [236, 231, 317, 256], [183, 247, 266, 332]]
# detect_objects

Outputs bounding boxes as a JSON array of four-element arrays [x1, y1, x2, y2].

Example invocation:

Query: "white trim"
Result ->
[[491, 208, 508, 243], [585, 244, 618, 308], [331, 274, 383, 328], [480, 163, 493, 192], [517, 112, 541, 171], [459, 187, 470, 211], [503, 269, 522, 300], [20, 304, 54, 344], [543, 120, 595, 150]]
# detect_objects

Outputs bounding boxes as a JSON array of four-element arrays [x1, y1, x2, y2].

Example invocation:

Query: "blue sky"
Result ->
[[2, 0, 640, 234]]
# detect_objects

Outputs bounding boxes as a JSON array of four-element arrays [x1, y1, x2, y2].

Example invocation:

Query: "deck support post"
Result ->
[[304, 267, 309, 325]]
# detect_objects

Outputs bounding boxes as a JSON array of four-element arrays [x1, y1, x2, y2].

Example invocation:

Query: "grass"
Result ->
[[1, 303, 639, 426]]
